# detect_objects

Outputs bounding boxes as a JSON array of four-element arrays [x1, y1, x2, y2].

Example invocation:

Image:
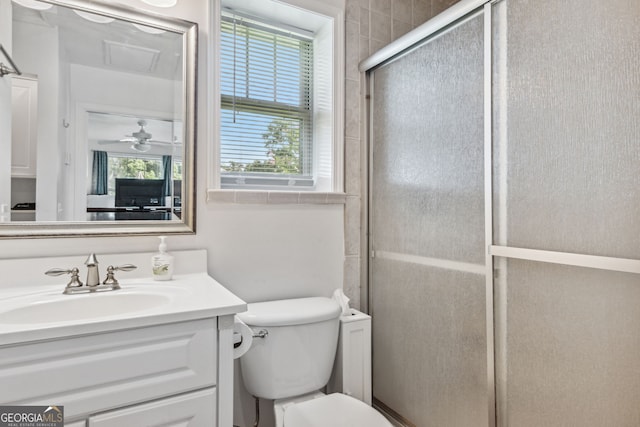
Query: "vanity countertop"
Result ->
[[0, 250, 247, 346], [0, 273, 246, 346]]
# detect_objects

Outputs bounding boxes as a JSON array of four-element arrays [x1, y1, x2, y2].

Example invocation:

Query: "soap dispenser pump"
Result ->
[[151, 236, 174, 281]]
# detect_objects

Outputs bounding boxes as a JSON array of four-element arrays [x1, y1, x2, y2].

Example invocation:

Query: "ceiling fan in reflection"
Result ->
[[98, 119, 179, 153]]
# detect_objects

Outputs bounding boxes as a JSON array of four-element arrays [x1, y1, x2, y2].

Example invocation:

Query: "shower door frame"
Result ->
[[362, 0, 640, 425], [362, 1, 495, 425]]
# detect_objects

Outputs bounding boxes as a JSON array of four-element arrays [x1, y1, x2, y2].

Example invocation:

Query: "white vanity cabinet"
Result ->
[[0, 250, 246, 427], [88, 388, 215, 426], [1, 317, 229, 426]]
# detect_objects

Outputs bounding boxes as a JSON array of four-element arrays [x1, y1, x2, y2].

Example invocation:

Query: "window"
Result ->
[[213, 0, 345, 195], [220, 13, 314, 189], [108, 155, 164, 195], [107, 154, 182, 196]]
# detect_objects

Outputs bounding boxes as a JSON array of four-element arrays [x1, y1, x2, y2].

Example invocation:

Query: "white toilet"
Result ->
[[237, 297, 392, 427]]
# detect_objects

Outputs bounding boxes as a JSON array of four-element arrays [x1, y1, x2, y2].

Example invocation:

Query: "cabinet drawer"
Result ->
[[0, 319, 217, 419], [89, 388, 215, 427]]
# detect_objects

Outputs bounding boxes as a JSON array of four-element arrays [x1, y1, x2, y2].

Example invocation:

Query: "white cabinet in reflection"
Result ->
[[11, 75, 38, 178]]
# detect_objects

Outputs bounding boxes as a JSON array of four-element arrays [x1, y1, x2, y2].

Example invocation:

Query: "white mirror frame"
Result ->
[[1, 0, 197, 238]]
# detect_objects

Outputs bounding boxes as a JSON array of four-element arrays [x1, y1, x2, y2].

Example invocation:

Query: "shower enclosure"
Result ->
[[363, 0, 640, 426]]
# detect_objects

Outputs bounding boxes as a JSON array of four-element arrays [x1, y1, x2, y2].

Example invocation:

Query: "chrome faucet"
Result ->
[[85, 253, 100, 287], [45, 254, 137, 294]]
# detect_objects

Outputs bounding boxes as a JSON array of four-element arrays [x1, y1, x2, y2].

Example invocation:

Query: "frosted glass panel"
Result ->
[[492, 0, 640, 258], [371, 12, 484, 264], [495, 258, 640, 426], [369, 10, 487, 426], [371, 258, 487, 426]]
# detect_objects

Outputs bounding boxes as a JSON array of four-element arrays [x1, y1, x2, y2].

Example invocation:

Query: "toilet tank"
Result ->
[[237, 297, 341, 400]]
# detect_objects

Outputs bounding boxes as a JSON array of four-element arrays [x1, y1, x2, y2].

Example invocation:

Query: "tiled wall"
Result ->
[[343, 0, 460, 309]]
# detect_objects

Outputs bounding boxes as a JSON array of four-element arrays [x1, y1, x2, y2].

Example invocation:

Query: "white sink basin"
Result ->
[[0, 289, 172, 324], [0, 272, 247, 346]]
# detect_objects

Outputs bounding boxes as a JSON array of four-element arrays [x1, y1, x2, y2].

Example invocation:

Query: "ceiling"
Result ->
[[12, 2, 184, 80]]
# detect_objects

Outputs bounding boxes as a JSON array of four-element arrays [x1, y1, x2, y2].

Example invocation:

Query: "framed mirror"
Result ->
[[0, 0, 197, 237]]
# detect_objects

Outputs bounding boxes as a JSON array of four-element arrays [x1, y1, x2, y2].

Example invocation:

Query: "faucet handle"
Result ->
[[45, 267, 84, 294], [113, 264, 137, 272], [102, 264, 137, 290], [45, 267, 75, 276]]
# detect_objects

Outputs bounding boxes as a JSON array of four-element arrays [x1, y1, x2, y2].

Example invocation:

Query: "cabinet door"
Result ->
[[88, 388, 216, 427], [11, 76, 38, 178], [0, 319, 216, 420]]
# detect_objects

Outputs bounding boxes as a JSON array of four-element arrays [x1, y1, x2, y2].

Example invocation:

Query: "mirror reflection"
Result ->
[[4, 0, 193, 229], [85, 112, 182, 221]]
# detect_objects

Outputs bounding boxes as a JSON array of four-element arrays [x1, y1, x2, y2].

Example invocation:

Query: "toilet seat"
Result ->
[[282, 393, 392, 427]]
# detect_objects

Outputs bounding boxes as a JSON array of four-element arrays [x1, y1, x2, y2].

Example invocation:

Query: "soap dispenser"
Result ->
[[151, 236, 174, 281]]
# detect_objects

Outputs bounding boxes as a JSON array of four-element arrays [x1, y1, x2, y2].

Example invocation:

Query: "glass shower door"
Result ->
[[492, 0, 640, 425], [369, 10, 488, 427], [367, 0, 640, 425]]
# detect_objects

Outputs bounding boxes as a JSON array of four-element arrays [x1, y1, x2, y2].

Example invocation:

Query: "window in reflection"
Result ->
[[108, 155, 165, 193]]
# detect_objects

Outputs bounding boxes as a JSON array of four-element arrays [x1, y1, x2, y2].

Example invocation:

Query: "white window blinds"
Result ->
[[220, 14, 314, 188]]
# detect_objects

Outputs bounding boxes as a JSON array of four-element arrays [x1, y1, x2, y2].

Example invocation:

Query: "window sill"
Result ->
[[206, 189, 346, 205]]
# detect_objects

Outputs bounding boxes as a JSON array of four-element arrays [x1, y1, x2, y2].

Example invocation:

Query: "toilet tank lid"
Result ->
[[237, 297, 341, 327]]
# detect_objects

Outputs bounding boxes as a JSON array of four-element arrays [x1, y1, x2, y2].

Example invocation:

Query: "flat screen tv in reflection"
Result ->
[[115, 178, 165, 208]]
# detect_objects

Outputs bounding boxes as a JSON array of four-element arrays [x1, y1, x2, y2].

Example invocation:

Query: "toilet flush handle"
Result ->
[[253, 329, 268, 338]]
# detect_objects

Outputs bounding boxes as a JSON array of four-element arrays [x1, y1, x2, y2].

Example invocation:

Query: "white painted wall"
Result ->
[[58, 53, 71, 220], [13, 19, 61, 221], [69, 63, 176, 114]]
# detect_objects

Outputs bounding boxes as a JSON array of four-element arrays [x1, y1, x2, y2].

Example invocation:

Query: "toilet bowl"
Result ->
[[275, 392, 391, 427], [237, 297, 391, 427]]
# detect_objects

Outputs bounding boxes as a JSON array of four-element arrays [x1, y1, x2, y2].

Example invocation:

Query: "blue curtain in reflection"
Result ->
[[91, 150, 108, 195], [162, 155, 172, 197]]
